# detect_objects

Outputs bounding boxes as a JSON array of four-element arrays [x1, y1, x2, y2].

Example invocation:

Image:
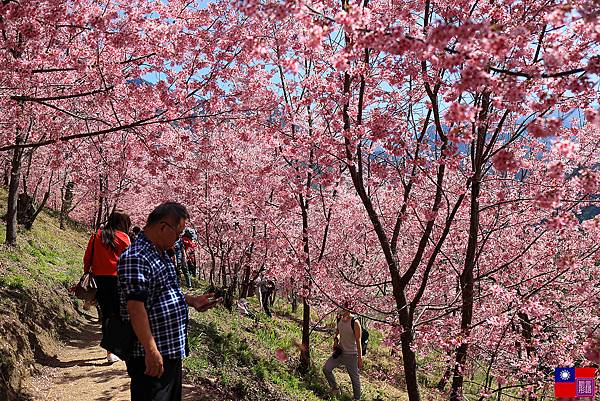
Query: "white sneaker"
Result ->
[[107, 354, 120, 363]]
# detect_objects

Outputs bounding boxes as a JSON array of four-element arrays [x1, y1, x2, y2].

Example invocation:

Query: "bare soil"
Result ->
[[21, 310, 213, 401]]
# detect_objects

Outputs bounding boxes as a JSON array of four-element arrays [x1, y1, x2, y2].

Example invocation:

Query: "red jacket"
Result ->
[[182, 236, 196, 251], [83, 230, 130, 276]]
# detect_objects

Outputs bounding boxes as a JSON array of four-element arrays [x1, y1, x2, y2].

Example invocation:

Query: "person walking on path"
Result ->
[[117, 202, 221, 401], [260, 278, 276, 317], [254, 273, 276, 317], [83, 210, 131, 363], [181, 228, 197, 277], [323, 301, 363, 400], [173, 237, 192, 288]]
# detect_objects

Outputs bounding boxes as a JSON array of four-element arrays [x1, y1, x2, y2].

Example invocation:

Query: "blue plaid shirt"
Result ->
[[117, 233, 188, 359]]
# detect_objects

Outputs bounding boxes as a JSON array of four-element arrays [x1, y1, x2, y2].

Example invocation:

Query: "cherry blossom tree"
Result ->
[[0, 0, 247, 243], [1, 2, 598, 401], [222, 1, 599, 400]]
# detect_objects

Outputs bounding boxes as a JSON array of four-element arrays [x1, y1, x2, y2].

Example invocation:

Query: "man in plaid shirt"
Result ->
[[118, 202, 220, 401]]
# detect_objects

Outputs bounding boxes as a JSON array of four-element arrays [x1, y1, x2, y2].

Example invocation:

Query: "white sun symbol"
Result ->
[[560, 370, 571, 380]]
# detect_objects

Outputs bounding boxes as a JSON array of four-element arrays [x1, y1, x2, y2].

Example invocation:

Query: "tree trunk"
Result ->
[[225, 264, 237, 311], [24, 188, 50, 230], [346, 157, 423, 401], [208, 249, 216, 287], [450, 92, 489, 401], [240, 263, 252, 298], [2, 158, 9, 187], [450, 174, 480, 401], [17, 192, 35, 227], [517, 312, 538, 401], [290, 277, 298, 313], [436, 353, 453, 391], [299, 297, 311, 373], [298, 196, 311, 374], [220, 254, 227, 288], [17, 154, 52, 230], [239, 246, 255, 298], [400, 329, 420, 393], [392, 289, 421, 401], [21, 149, 33, 196], [291, 295, 298, 313], [5, 135, 23, 246], [60, 181, 74, 229], [95, 194, 104, 229], [95, 174, 107, 229]]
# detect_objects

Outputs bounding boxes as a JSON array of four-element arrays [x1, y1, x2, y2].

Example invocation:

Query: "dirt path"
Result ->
[[22, 311, 207, 401]]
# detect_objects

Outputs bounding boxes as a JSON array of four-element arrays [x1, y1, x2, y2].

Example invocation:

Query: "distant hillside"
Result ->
[[578, 203, 600, 222]]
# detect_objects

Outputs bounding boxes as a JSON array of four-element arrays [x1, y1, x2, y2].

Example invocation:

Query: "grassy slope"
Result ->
[[184, 296, 408, 401], [0, 190, 87, 292], [0, 188, 409, 400], [0, 189, 87, 400]]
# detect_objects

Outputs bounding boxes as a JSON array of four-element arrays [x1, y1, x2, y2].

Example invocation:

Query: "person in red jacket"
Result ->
[[84, 210, 131, 363], [181, 228, 197, 277]]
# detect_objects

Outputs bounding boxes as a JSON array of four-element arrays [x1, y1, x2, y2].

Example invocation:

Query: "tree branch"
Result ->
[[11, 86, 114, 102]]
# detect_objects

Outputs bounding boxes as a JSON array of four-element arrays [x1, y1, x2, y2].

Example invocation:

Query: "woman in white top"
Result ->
[[323, 300, 362, 400]]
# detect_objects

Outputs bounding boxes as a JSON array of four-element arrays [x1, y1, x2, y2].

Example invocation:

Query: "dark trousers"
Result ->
[[126, 357, 182, 401], [188, 260, 197, 277], [94, 275, 119, 340], [261, 291, 272, 317], [175, 261, 192, 288]]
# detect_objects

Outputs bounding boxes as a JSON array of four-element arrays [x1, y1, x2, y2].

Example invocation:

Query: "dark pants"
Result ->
[[126, 357, 182, 401], [261, 291, 272, 317], [175, 261, 192, 288], [94, 275, 119, 341], [188, 260, 197, 277]]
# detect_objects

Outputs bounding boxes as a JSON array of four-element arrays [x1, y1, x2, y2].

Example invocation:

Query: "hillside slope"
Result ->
[[0, 190, 87, 401], [182, 293, 407, 401], [0, 189, 408, 400]]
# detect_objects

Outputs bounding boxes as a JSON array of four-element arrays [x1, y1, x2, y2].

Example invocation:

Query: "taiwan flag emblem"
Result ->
[[555, 367, 596, 398]]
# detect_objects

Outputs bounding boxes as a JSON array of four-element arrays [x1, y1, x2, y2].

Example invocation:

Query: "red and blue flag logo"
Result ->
[[555, 367, 596, 398]]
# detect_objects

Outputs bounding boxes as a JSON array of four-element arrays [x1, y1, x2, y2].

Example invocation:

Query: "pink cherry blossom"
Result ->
[[2, 3, 599, 401], [552, 140, 579, 158], [492, 150, 520, 172]]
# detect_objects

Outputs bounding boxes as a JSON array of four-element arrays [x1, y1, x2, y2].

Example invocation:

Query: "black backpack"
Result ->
[[337, 316, 369, 356]]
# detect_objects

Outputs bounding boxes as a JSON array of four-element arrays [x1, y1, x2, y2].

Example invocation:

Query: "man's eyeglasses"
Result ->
[[160, 221, 184, 238]]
